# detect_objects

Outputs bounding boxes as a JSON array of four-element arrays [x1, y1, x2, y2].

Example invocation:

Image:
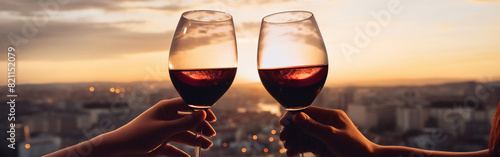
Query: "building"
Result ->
[[396, 105, 425, 132], [348, 104, 378, 130]]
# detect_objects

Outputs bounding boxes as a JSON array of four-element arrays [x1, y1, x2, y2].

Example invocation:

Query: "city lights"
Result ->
[[253, 135, 258, 140], [241, 148, 247, 153], [110, 87, 115, 92], [271, 129, 276, 134], [89, 87, 94, 92], [263, 148, 268, 153], [269, 137, 274, 142]]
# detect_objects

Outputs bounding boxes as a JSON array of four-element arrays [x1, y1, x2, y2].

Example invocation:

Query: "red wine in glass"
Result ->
[[259, 65, 328, 111], [170, 67, 237, 108]]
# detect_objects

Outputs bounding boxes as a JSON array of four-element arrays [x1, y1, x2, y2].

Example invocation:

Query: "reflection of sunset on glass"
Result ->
[[0, 0, 498, 86]]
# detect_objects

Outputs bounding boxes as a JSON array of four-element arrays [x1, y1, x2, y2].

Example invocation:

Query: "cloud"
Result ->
[[0, 19, 173, 61], [235, 22, 261, 39], [436, 23, 454, 30], [239, 22, 260, 32], [0, 0, 187, 16], [468, 0, 500, 4]]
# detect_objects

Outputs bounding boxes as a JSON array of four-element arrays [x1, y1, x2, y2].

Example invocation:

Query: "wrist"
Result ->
[[370, 143, 384, 157], [88, 132, 122, 157]]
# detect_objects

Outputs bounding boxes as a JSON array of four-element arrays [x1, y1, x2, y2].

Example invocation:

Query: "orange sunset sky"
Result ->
[[1, 0, 499, 86]]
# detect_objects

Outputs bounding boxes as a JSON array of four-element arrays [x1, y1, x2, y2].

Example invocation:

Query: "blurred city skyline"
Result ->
[[1, 0, 500, 86], [2, 80, 499, 156]]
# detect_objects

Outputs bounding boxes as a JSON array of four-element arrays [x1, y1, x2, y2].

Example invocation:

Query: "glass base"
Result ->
[[189, 105, 212, 109], [286, 106, 309, 111]]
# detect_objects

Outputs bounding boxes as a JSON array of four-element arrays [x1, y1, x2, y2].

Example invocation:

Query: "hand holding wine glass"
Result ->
[[45, 98, 216, 157], [169, 10, 237, 157]]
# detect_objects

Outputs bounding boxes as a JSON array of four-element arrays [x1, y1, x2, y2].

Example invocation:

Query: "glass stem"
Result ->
[[195, 125, 202, 157], [289, 111, 308, 157], [194, 109, 203, 157]]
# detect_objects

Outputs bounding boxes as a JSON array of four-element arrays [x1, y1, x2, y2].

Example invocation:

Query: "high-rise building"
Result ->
[[338, 87, 355, 111], [348, 104, 377, 130], [396, 105, 425, 132]]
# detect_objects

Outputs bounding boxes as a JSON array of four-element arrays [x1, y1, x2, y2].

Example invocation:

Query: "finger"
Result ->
[[302, 106, 335, 120], [157, 98, 193, 113], [293, 112, 339, 143], [304, 106, 349, 130], [170, 131, 213, 149], [283, 139, 294, 149], [284, 138, 317, 156], [279, 112, 294, 126], [157, 98, 216, 122], [149, 144, 189, 157], [200, 120, 216, 137], [285, 145, 301, 157], [279, 126, 292, 141], [205, 109, 217, 122], [287, 145, 316, 157], [284, 137, 335, 157], [177, 110, 215, 124], [164, 110, 206, 134], [282, 136, 306, 149]]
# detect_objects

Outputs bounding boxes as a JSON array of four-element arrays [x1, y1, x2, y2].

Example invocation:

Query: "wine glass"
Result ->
[[257, 10, 328, 156], [168, 10, 237, 157]]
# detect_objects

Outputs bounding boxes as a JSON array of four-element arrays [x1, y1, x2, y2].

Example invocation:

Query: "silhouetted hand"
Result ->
[[46, 98, 216, 157], [279, 106, 376, 157], [108, 98, 216, 157], [280, 106, 492, 157]]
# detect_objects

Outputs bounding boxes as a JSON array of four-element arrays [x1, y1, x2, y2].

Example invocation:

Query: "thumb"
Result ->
[[167, 110, 207, 133], [293, 112, 339, 142]]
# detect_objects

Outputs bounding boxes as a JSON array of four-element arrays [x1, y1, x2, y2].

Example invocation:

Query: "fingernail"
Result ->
[[294, 112, 306, 123], [203, 141, 213, 149], [282, 114, 292, 126], [193, 110, 205, 118]]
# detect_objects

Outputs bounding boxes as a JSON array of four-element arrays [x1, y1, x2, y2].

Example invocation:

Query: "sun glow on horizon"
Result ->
[[0, 1, 499, 86]]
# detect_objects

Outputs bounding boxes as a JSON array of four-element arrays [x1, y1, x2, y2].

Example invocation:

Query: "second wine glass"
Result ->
[[168, 10, 237, 157], [258, 10, 328, 111], [257, 10, 329, 157]]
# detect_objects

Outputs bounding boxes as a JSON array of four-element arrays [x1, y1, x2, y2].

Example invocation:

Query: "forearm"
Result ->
[[44, 133, 120, 157], [373, 145, 490, 157]]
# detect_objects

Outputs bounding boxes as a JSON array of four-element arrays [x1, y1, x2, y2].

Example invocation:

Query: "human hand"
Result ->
[[104, 97, 217, 157], [279, 106, 377, 157]]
